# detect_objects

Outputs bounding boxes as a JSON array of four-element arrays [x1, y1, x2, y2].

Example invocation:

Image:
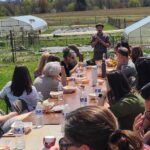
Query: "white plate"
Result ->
[[50, 91, 62, 99], [51, 105, 65, 112]]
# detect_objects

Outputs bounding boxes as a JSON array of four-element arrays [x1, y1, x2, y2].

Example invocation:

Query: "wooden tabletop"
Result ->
[[24, 68, 109, 125]]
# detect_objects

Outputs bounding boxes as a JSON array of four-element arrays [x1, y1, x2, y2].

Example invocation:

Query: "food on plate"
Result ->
[[63, 86, 76, 94], [88, 93, 97, 100], [107, 59, 117, 67], [50, 91, 62, 99]]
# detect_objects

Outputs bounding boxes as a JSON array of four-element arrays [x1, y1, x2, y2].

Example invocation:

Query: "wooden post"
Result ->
[[10, 30, 16, 63]]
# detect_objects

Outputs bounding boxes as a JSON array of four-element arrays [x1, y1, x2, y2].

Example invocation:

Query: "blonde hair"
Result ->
[[36, 52, 50, 74]]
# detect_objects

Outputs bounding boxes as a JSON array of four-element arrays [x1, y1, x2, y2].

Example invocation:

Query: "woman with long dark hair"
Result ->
[[0, 65, 38, 111], [107, 70, 144, 130]]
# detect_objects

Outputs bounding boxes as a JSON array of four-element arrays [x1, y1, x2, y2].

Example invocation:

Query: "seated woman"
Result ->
[[51, 106, 144, 150], [33, 62, 62, 100], [136, 57, 150, 90], [0, 65, 38, 111], [107, 70, 144, 130], [61, 48, 78, 77], [34, 52, 50, 78], [131, 46, 143, 64]]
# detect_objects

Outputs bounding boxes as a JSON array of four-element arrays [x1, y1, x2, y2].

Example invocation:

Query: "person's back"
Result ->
[[107, 70, 144, 130], [121, 59, 137, 78], [0, 65, 38, 111], [110, 92, 144, 129], [33, 62, 61, 100], [116, 47, 137, 86], [33, 75, 59, 100]]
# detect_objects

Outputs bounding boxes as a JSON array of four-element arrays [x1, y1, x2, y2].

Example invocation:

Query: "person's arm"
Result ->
[[91, 35, 99, 48], [91, 39, 99, 48], [133, 113, 144, 140], [0, 146, 10, 150], [70, 64, 79, 74], [0, 112, 18, 123], [61, 66, 67, 86], [96, 36, 110, 48], [27, 86, 39, 109]]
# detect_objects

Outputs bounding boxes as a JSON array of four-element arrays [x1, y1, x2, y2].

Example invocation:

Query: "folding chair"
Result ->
[[12, 99, 29, 114]]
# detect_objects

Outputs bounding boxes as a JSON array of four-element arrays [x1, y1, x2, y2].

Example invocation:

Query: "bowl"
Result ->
[[75, 77, 89, 84], [98, 79, 104, 85], [88, 93, 97, 100], [50, 91, 62, 99], [63, 86, 76, 94]]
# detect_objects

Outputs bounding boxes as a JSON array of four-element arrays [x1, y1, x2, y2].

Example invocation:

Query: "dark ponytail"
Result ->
[[108, 130, 143, 150]]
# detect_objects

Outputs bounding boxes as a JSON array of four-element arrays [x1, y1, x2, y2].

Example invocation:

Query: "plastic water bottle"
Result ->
[[102, 54, 106, 78], [97, 64, 102, 77], [63, 104, 70, 118], [92, 66, 97, 86], [95, 83, 101, 97], [14, 120, 25, 150], [70, 77, 75, 86], [38, 92, 43, 102], [35, 102, 44, 128], [58, 83, 64, 101], [80, 87, 88, 107]]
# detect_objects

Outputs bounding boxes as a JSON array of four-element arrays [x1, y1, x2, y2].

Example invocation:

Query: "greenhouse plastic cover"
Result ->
[[124, 16, 150, 35], [0, 15, 47, 32], [11, 15, 48, 31]]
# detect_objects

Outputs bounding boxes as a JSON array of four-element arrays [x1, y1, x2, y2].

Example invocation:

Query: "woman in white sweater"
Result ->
[[0, 65, 39, 111]]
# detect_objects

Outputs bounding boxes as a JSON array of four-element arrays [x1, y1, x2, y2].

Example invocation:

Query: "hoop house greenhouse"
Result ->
[[0, 15, 48, 36], [124, 16, 150, 45]]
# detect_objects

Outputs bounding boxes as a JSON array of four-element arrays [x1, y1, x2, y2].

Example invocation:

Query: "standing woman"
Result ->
[[107, 70, 144, 130], [34, 52, 50, 78], [0, 65, 39, 111]]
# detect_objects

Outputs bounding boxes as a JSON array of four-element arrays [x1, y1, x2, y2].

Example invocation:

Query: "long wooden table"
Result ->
[[0, 67, 110, 150], [24, 68, 108, 125]]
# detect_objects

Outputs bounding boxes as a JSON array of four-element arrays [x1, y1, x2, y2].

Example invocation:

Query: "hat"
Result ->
[[95, 23, 104, 28]]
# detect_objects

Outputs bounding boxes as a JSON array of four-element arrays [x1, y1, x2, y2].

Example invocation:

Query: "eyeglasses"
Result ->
[[144, 111, 150, 121], [59, 138, 75, 150]]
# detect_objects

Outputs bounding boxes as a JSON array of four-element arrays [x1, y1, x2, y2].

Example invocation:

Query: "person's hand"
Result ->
[[96, 36, 102, 43], [0, 146, 10, 150], [50, 146, 59, 150], [53, 75, 61, 81], [133, 113, 145, 140], [8, 112, 18, 118]]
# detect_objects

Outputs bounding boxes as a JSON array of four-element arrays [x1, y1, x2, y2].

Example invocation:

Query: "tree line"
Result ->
[[0, 0, 150, 16]]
